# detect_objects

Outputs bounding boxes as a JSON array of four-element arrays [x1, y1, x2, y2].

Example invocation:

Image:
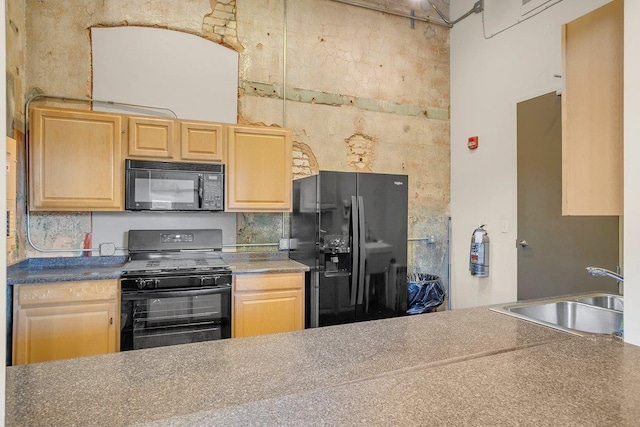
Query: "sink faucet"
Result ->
[[586, 267, 624, 283]]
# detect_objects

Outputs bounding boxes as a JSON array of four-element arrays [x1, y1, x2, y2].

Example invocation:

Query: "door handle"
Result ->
[[517, 240, 529, 248], [357, 196, 366, 305], [350, 195, 359, 306]]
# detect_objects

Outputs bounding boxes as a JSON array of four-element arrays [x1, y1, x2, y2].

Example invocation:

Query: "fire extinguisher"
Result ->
[[469, 225, 489, 277]]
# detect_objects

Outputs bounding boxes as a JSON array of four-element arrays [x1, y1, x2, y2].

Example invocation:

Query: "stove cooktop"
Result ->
[[124, 229, 228, 274], [123, 256, 228, 272]]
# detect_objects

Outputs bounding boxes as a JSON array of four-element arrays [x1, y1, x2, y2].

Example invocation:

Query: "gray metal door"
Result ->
[[517, 92, 619, 300]]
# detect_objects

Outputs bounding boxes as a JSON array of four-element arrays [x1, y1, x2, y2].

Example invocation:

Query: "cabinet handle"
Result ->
[[109, 317, 113, 325]]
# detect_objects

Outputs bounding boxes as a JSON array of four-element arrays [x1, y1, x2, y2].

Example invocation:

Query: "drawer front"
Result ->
[[16, 280, 119, 306], [234, 272, 303, 292]]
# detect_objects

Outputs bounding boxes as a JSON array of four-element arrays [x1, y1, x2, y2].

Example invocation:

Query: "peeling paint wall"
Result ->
[[6, 0, 26, 264], [203, 0, 242, 51], [25, 0, 213, 98], [236, 0, 450, 282], [19, 0, 220, 258], [345, 133, 376, 171], [293, 141, 319, 178], [15, 0, 450, 287]]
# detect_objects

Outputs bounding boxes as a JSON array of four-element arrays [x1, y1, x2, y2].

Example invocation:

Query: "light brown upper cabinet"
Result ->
[[128, 116, 224, 163], [180, 121, 225, 162], [128, 116, 174, 159], [29, 106, 290, 212], [562, 0, 623, 216], [226, 125, 293, 212], [29, 106, 123, 211]]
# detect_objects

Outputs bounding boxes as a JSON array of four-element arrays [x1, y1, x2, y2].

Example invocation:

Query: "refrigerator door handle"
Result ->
[[357, 195, 366, 305], [311, 271, 320, 328], [350, 195, 359, 306]]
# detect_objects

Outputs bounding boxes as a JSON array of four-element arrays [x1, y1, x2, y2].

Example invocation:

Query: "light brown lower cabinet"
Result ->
[[233, 272, 304, 338], [13, 280, 120, 365]]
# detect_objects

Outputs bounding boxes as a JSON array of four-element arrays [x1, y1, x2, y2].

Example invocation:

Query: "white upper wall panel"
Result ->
[[92, 26, 238, 123]]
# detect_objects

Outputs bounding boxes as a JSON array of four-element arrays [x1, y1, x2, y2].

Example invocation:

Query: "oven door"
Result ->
[[121, 287, 231, 351]]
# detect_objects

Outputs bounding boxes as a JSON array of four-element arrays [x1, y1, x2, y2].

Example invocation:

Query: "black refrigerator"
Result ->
[[290, 171, 408, 328]]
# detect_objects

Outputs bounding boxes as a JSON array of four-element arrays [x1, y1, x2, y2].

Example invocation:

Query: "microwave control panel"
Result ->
[[202, 174, 224, 210]]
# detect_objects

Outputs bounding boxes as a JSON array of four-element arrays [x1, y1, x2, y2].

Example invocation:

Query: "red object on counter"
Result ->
[[82, 233, 92, 257]]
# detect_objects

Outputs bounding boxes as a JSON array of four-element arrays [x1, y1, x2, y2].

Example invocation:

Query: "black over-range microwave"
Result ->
[[125, 159, 224, 211]]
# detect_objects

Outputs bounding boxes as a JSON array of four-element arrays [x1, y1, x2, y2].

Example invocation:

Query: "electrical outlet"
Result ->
[[99, 242, 116, 256], [279, 238, 290, 250]]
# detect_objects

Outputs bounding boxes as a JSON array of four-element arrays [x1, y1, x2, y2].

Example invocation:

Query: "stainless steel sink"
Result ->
[[576, 295, 623, 311], [490, 292, 623, 336]]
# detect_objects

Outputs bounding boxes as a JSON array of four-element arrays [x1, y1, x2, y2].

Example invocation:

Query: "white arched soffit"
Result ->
[[92, 26, 238, 123]]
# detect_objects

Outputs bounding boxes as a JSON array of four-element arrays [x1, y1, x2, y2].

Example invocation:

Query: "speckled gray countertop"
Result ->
[[8, 306, 640, 426], [6, 253, 307, 285], [6, 256, 127, 285], [221, 251, 309, 274]]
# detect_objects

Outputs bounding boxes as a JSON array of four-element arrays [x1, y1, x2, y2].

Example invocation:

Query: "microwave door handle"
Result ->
[[198, 175, 204, 208]]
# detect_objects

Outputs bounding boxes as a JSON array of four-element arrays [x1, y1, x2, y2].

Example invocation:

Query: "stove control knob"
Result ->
[[136, 279, 157, 290]]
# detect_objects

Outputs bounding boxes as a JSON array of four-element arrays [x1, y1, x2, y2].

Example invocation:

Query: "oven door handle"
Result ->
[[122, 287, 230, 300]]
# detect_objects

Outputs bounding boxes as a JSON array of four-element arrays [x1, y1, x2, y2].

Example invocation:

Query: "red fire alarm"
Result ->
[[468, 136, 479, 150]]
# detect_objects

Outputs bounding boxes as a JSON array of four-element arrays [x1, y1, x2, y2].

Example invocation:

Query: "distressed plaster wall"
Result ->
[[6, 0, 26, 264], [20, 0, 218, 258], [16, 0, 450, 286], [237, 0, 451, 279]]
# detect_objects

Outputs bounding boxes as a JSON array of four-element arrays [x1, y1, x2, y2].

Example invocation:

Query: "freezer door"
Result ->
[[290, 175, 319, 268], [316, 171, 358, 327], [290, 174, 320, 327], [356, 173, 408, 321]]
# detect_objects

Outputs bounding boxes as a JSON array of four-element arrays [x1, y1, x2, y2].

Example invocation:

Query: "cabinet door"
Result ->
[[128, 116, 175, 159], [13, 302, 117, 365], [180, 121, 225, 162], [233, 272, 304, 338], [562, 0, 623, 215], [233, 289, 303, 338], [29, 107, 123, 211], [12, 279, 120, 365], [226, 125, 292, 212]]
